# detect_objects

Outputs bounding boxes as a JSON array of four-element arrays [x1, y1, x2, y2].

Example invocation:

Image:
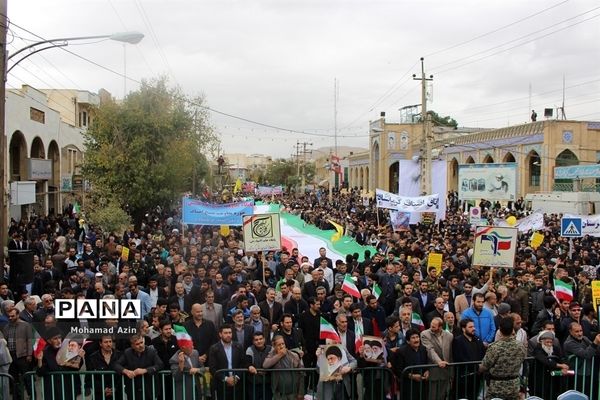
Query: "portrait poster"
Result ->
[[390, 210, 410, 231], [458, 163, 517, 201], [361, 336, 386, 363], [318, 344, 349, 382], [472, 226, 518, 267]]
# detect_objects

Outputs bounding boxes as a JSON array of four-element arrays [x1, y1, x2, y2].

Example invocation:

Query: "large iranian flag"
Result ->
[[554, 279, 573, 302], [173, 325, 193, 348]]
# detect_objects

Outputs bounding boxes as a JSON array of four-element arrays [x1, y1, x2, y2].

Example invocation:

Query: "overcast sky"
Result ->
[[7, 0, 600, 158]]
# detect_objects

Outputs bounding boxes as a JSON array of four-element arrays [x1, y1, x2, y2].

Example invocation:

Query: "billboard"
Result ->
[[458, 163, 517, 201]]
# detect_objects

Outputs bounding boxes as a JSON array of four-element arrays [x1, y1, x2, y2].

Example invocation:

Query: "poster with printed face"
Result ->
[[242, 213, 282, 252], [361, 336, 386, 363], [319, 344, 349, 382], [390, 210, 410, 231], [472, 226, 518, 267]]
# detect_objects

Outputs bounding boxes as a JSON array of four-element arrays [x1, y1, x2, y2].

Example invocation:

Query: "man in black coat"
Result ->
[[208, 324, 257, 400], [114, 334, 164, 400], [394, 329, 430, 399], [258, 287, 283, 328], [452, 318, 485, 400]]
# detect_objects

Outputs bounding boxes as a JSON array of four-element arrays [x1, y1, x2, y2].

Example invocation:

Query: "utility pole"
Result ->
[[0, 0, 8, 260], [413, 57, 433, 195], [299, 142, 312, 193]]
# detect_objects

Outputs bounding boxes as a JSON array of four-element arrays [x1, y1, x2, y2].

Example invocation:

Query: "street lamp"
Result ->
[[0, 18, 144, 260]]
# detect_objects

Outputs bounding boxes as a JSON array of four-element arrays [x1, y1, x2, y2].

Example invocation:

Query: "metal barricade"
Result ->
[[22, 370, 207, 400], [401, 361, 484, 400], [0, 372, 15, 400], [568, 354, 600, 400]]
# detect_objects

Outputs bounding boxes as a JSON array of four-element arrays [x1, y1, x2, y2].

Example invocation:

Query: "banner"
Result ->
[[472, 226, 518, 267], [458, 163, 517, 201], [257, 185, 283, 196], [243, 213, 282, 251], [182, 198, 254, 226], [427, 253, 443, 274], [469, 206, 484, 227], [494, 211, 545, 233], [592, 281, 600, 314], [390, 210, 410, 231], [375, 189, 440, 212], [563, 214, 600, 237], [242, 181, 256, 193]]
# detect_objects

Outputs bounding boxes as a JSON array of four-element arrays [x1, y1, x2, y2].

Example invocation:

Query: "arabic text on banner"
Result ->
[[472, 226, 518, 267], [563, 214, 600, 237], [375, 189, 440, 212], [494, 211, 545, 233], [242, 213, 282, 252], [182, 198, 254, 226], [257, 185, 283, 196], [427, 253, 443, 274]]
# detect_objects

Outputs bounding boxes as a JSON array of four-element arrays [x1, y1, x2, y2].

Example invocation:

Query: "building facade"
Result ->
[[6, 85, 104, 220], [349, 115, 600, 198]]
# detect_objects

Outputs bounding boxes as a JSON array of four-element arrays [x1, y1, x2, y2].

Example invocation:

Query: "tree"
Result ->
[[427, 110, 458, 129], [82, 77, 219, 224]]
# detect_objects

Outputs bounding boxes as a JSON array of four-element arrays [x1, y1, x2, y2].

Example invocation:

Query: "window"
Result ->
[[30, 108, 45, 124], [79, 111, 88, 127], [67, 149, 78, 174]]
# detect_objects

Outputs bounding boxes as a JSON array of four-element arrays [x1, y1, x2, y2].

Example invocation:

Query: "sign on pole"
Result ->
[[472, 226, 518, 267], [242, 213, 282, 252], [561, 217, 583, 238]]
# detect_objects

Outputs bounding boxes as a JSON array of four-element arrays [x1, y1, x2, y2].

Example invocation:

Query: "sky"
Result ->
[[7, 0, 600, 158]]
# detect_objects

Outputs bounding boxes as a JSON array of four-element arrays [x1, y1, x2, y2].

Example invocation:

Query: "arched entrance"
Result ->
[[48, 141, 60, 215], [30, 137, 47, 216], [365, 166, 369, 191], [9, 131, 28, 221], [389, 162, 399, 193], [465, 156, 475, 164], [482, 154, 494, 163], [526, 151, 541, 189], [449, 158, 459, 192], [555, 149, 579, 190], [372, 142, 379, 190], [503, 152, 516, 163]]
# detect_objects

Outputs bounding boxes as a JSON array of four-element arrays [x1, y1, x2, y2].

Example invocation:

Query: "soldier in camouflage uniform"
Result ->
[[479, 316, 526, 400]]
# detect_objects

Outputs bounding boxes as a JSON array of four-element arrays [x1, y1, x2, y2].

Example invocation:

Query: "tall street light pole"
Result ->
[[0, 9, 143, 260]]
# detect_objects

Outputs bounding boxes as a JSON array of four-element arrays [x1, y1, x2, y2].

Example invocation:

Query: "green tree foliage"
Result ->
[[82, 78, 218, 223], [427, 110, 458, 129], [263, 159, 316, 188], [86, 194, 131, 237]]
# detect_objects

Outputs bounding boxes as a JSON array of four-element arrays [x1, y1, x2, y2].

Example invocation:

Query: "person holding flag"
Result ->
[[170, 327, 206, 400]]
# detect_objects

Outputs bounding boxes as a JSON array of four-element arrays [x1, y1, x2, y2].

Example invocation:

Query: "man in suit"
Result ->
[[313, 247, 333, 271], [231, 309, 254, 350], [169, 340, 204, 400], [201, 290, 223, 330], [169, 282, 193, 314], [454, 280, 474, 320], [336, 313, 356, 358], [420, 317, 453, 400], [347, 303, 373, 339], [412, 281, 435, 318], [259, 287, 283, 330], [208, 324, 257, 400], [426, 297, 447, 328], [3, 308, 32, 400]]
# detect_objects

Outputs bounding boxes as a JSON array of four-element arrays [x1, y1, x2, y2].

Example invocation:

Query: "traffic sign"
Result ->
[[561, 217, 582, 237]]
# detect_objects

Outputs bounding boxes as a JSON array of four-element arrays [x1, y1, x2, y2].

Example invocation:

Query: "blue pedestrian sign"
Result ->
[[561, 217, 582, 237]]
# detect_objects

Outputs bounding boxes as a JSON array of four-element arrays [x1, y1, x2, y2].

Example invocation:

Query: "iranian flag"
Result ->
[[372, 283, 382, 300], [355, 323, 364, 352], [33, 331, 46, 358], [412, 312, 425, 331], [342, 274, 360, 298], [554, 279, 573, 302], [320, 317, 341, 343], [173, 325, 193, 348]]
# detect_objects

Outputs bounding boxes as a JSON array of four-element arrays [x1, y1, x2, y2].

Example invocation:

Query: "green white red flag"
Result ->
[[554, 279, 573, 302], [372, 283, 382, 300], [412, 312, 425, 331], [342, 274, 360, 298], [173, 324, 193, 348], [32, 330, 46, 358], [319, 317, 341, 343]]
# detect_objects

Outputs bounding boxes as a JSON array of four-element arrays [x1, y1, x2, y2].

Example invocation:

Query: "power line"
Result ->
[[425, 0, 571, 58]]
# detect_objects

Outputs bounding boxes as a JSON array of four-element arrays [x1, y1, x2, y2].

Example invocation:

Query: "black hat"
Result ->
[[44, 327, 62, 340]]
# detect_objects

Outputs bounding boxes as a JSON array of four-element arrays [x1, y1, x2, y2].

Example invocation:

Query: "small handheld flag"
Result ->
[[342, 274, 360, 298], [319, 317, 341, 343], [173, 325, 194, 348]]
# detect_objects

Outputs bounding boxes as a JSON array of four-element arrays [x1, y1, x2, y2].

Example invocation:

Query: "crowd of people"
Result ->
[[1, 189, 600, 400]]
